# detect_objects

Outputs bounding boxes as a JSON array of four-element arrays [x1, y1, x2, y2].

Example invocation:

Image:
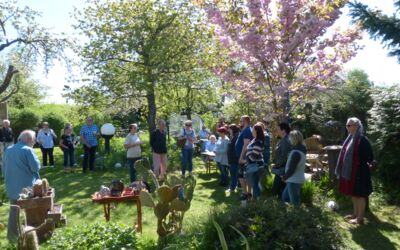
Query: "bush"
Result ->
[[46, 223, 137, 250], [10, 109, 42, 137], [368, 86, 400, 203], [201, 200, 343, 250], [301, 181, 316, 204]]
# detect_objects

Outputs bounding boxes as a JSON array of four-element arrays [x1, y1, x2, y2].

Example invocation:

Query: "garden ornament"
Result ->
[[139, 174, 196, 237]]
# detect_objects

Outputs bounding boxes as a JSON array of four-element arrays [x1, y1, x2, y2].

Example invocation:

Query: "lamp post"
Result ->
[[101, 123, 116, 154]]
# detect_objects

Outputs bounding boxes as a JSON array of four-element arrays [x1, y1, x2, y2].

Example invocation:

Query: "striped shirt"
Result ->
[[245, 139, 264, 165]]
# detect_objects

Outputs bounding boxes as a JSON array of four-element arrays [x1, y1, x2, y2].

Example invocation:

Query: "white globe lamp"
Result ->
[[101, 123, 116, 153]]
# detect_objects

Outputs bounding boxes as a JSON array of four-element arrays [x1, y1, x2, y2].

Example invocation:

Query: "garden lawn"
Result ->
[[0, 147, 399, 249]]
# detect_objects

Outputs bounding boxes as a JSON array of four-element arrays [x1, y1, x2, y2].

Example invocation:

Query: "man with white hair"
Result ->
[[2, 130, 41, 242]]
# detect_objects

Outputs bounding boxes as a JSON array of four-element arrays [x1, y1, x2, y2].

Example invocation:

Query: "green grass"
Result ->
[[0, 140, 399, 249]]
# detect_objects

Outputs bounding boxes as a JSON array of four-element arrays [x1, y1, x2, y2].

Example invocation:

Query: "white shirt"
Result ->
[[124, 133, 141, 158]]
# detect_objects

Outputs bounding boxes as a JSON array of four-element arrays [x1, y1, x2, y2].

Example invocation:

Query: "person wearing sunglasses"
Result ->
[[335, 117, 374, 225]]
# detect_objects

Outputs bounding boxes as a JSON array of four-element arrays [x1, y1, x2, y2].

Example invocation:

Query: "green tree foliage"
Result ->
[[5, 73, 44, 109], [10, 109, 41, 136], [368, 85, 400, 202], [323, 69, 374, 128], [71, 0, 217, 132], [350, 1, 400, 61], [0, 0, 66, 101]]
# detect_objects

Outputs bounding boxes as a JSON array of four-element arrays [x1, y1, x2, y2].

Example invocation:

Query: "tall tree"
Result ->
[[350, 1, 400, 62], [0, 0, 66, 101], [323, 69, 373, 128], [72, 0, 216, 132], [203, 0, 361, 124]]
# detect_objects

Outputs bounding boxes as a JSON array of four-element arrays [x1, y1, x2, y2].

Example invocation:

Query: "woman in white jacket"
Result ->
[[214, 127, 230, 186], [282, 130, 307, 207]]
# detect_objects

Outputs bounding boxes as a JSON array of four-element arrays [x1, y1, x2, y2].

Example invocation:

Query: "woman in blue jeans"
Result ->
[[214, 127, 230, 186], [178, 120, 197, 177], [242, 122, 264, 200], [282, 130, 307, 207], [59, 125, 76, 173]]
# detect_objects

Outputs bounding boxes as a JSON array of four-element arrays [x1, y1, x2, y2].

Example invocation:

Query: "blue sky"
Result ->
[[17, 0, 400, 103]]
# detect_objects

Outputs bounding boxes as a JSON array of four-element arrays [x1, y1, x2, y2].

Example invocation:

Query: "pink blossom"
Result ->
[[204, 0, 361, 117]]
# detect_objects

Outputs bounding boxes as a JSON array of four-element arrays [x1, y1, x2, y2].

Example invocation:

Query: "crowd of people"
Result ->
[[1, 114, 375, 241], [178, 115, 374, 224]]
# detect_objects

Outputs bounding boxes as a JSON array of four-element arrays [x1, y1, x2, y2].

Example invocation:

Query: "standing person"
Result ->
[[150, 120, 167, 181], [178, 120, 197, 178], [3, 130, 40, 242], [0, 119, 15, 153], [80, 116, 99, 173], [214, 127, 230, 186], [335, 117, 374, 225], [260, 121, 271, 191], [0, 120, 14, 173], [37, 122, 57, 168], [236, 115, 253, 200], [271, 122, 292, 199], [198, 125, 211, 161], [60, 125, 76, 173], [124, 124, 143, 183], [244, 122, 264, 201], [227, 124, 240, 193], [282, 130, 307, 207]]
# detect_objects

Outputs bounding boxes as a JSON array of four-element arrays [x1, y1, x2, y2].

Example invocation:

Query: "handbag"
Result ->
[[271, 167, 285, 176], [177, 129, 187, 148], [245, 163, 259, 174]]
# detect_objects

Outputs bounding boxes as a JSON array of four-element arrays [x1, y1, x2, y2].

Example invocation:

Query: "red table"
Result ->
[[91, 189, 142, 232]]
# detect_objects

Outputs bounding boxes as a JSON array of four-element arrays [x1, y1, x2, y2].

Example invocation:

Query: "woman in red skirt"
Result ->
[[335, 117, 374, 225]]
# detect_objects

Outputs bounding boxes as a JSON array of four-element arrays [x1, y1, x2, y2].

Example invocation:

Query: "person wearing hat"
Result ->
[[37, 121, 57, 168], [178, 120, 197, 177], [214, 127, 230, 186]]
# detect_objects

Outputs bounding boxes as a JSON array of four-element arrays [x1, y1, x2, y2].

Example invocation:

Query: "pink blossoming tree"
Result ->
[[203, 0, 361, 122]]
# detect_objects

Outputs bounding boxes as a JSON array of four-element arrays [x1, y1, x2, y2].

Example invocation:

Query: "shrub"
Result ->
[[301, 181, 316, 205], [368, 86, 400, 203], [46, 223, 137, 250], [10, 109, 42, 137], [201, 200, 343, 250]]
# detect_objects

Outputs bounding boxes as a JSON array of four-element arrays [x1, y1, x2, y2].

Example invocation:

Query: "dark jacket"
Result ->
[[150, 129, 167, 154], [228, 134, 239, 165], [273, 135, 292, 169], [0, 127, 14, 143], [354, 136, 374, 197]]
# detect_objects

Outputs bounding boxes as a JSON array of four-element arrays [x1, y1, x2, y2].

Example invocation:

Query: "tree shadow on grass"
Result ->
[[349, 212, 400, 250], [196, 172, 239, 207]]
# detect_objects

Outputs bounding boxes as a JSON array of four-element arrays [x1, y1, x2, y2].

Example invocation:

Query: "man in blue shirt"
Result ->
[[80, 116, 99, 173], [3, 130, 40, 242], [235, 115, 253, 200]]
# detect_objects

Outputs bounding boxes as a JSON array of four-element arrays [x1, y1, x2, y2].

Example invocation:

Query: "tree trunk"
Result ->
[[0, 65, 19, 96], [147, 90, 156, 133]]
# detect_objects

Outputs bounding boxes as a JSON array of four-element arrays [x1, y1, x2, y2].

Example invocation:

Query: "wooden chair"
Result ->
[[304, 135, 327, 174]]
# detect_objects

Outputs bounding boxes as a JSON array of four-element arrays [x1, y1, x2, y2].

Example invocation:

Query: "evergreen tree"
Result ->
[[350, 1, 400, 61]]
